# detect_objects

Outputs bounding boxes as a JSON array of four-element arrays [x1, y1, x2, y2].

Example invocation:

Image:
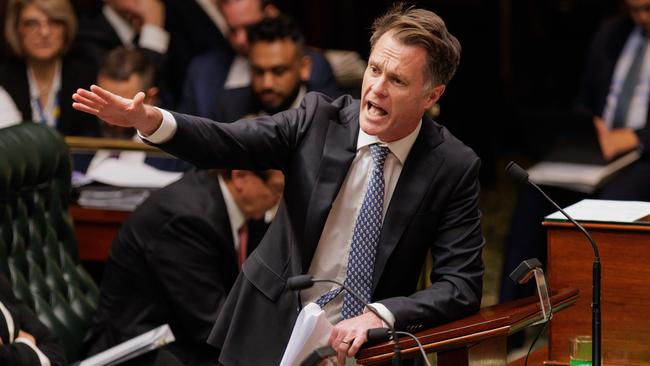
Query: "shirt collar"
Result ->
[[356, 119, 422, 165], [218, 175, 246, 235], [290, 86, 307, 109], [103, 5, 136, 45]]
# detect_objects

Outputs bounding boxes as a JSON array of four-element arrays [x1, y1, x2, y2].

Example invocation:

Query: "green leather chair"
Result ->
[[0, 123, 99, 362]]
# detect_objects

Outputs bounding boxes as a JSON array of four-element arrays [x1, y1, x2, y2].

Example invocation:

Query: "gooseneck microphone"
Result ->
[[286, 274, 402, 366], [506, 161, 601, 366]]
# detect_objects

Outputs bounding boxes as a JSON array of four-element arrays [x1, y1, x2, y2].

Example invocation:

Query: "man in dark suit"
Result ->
[[69, 0, 168, 81], [83, 169, 284, 365], [500, 0, 650, 304], [73, 4, 485, 365], [179, 0, 340, 117], [213, 14, 337, 122]]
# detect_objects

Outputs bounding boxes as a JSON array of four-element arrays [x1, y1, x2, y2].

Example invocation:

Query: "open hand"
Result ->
[[72, 85, 162, 136]]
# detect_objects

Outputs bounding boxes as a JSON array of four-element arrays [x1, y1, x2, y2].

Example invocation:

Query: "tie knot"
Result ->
[[369, 144, 389, 168]]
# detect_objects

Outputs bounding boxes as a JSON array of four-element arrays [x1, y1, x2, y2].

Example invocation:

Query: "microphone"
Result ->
[[506, 161, 601, 366], [286, 275, 401, 365]]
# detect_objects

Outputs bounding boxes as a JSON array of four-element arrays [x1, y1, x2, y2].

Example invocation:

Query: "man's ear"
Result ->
[[230, 170, 249, 191], [144, 87, 159, 105], [300, 55, 312, 82], [263, 4, 280, 17], [424, 84, 445, 110]]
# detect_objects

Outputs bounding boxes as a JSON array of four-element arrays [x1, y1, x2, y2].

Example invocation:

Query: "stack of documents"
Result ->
[[280, 302, 334, 366]]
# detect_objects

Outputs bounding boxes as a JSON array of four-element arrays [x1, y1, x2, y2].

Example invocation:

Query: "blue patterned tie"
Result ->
[[343, 144, 389, 318], [315, 144, 389, 316]]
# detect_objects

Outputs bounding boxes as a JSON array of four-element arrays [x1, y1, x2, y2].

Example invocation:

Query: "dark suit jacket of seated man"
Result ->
[[83, 168, 283, 365], [72, 5, 485, 365]]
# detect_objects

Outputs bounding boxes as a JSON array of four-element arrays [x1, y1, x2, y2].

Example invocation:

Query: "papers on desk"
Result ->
[[527, 150, 640, 193], [79, 324, 175, 366], [86, 157, 182, 188], [546, 199, 650, 224], [280, 302, 333, 366]]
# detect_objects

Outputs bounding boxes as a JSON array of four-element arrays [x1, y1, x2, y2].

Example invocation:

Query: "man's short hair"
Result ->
[[99, 47, 156, 90], [246, 14, 306, 56], [4, 0, 77, 57], [370, 2, 461, 87]]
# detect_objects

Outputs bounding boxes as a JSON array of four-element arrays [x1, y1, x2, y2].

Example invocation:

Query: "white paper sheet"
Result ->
[[546, 199, 650, 223], [280, 302, 334, 366], [80, 324, 175, 366], [86, 158, 182, 188]]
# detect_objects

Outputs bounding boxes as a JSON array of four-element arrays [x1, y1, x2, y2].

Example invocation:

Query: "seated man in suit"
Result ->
[[70, 0, 168, 76], [500, 0, 650, 304], [0, 273, 65, 366], [83, 168, 284, 365], [74, 4, 484, 364], [180, 0, 340, 117], [213, 14, 333, 122]]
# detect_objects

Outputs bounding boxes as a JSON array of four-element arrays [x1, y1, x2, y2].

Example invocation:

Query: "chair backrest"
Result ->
[[0, 122, 99, 361]]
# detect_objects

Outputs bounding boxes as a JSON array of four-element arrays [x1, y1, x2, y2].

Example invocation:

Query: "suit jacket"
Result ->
[[179, 49, 342, 117], [0, 274, 65, 366], [0, 57, 100, 136], [84, 169, 238, 366], [574, 14, 650, 147], [161, 0, 229, 108], [158, 92, 485, 365]]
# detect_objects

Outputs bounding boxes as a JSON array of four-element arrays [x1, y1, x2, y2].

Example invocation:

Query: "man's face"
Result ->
[[250, 39, 310, 114], [236, 170, 284, 220], [221, 0, 264, 56], [628, 0, 650, 34], [359, 31, 444, 142]]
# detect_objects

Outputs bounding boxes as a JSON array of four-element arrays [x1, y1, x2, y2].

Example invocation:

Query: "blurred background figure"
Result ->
[[180, 0, 340, 117], [83, 169, 284, 366], [213, 14, 339, 121], [0, 0, 99, 136]]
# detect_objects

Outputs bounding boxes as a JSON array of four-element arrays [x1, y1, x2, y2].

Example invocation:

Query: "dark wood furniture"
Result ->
[[545, 220, 650, 365], [70, 204, 129, 261], [357, 287, 579, 366]]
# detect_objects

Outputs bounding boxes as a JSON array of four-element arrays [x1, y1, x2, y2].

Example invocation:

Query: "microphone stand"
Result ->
[[506, 162, 601, 366]]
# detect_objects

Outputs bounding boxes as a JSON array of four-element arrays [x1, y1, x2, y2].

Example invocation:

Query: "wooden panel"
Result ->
[[546, 222, 650, 364], [70, 205, 130, 261]]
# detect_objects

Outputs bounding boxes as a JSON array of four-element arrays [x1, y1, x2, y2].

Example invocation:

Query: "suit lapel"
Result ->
[[372, 117, 445, 290], [300, 102, 359, 271]]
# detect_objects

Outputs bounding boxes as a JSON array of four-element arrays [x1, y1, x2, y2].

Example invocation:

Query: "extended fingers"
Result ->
[[90, 84, 128, 105], [72, 102, 99, 116], [72, 92, 103, 110]]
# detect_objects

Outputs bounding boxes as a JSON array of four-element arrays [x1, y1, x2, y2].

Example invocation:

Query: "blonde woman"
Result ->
[[1, 0, 99, 136]]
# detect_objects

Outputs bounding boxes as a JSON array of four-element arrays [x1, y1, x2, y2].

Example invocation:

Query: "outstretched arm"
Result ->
[[72, 85, 163, 136]]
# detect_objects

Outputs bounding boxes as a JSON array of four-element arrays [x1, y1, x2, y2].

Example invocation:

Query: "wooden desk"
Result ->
[[545, 220, 650, 365], [357, 287, 578, 366], [70, 204, 130, 261]]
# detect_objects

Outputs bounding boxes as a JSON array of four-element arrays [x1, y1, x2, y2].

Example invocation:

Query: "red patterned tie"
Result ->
[[238, 224, 249, 270]]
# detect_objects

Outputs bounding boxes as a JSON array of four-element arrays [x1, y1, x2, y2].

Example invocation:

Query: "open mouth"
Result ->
[[367, 101, 388, 117]]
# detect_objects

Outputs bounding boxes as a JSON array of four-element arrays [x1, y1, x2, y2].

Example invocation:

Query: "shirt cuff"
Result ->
[[139, 24, 170, 54], [365, 303, 395, 328], [15, 337, 51, 366], [138, 108, 177, 144]]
